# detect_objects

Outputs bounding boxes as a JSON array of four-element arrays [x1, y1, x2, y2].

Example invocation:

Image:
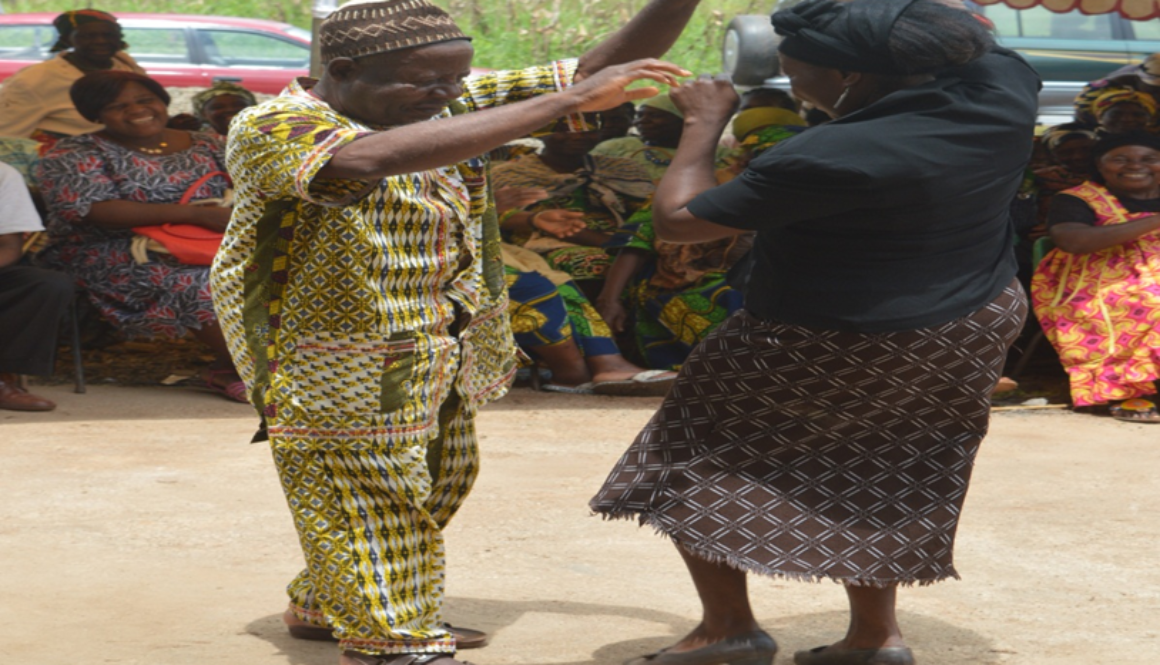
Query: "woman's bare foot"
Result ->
[[587, 354, 675, 385]]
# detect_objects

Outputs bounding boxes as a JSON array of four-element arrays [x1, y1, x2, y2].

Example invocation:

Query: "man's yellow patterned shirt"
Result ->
[[211, 61, 577, 446]]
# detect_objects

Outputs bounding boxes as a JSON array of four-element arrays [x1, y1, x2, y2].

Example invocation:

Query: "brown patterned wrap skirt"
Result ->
[[590, 280, 1027, 587]]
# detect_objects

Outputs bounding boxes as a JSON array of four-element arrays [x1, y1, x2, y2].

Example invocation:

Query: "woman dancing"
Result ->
[[591, 1, 1038, 664]]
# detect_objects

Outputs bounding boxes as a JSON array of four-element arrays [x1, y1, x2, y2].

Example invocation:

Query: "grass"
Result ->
[[2, 0, 774, 73]]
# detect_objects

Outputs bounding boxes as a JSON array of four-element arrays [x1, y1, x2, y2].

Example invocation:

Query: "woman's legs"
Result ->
[[832, 584, 906, 651], [669, 545, 907, 654], [668, 544, 760, 652], [531, 339, 592, 387]]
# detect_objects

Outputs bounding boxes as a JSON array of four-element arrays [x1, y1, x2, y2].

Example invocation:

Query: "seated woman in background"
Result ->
[[505, 252, 674, 397], [596, 205, 750, 370], [1091, 89, 1157, 136], [492, 113, 653, 290], [1023, 125, 1098, 259], [1032, 132, 1160, 422], [35, 70, 245, 402], [591, 98, 813, 370], [716, 104, 808, 179], [591, 94, 686, 182], [591, 107, 790, 370], [0, 10, 144, 149], [496, 185, 673, 396], [1073, 54, 1160, 128], [1034, 125, 1098, 207], [192, 81, 258, 136]]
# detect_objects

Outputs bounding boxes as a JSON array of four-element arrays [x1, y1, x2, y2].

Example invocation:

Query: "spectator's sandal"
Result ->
[[285, 610, 489, 649], [591, 370, 676, 397], [793, 646, 914, 665], [1109, 398, 1160, 423], [540, 382, 596, 395], [201, 369, 248, 403]]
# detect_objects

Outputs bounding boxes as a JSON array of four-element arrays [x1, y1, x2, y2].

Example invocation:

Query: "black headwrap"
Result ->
[[773, 0, 920, 74], [1092, 131, 1160, 162]]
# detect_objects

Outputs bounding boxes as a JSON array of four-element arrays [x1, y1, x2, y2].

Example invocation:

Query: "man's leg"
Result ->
[[276, 394, 481, 657], [273, 435, 459, 656], [0, 265, 73, 411]]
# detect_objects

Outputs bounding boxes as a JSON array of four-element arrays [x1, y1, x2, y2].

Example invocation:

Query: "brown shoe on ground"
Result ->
[[0, 373, 56, 411]]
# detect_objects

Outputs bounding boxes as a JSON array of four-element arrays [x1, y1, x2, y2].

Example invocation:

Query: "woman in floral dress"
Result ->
[[35, 71, 245, 401]]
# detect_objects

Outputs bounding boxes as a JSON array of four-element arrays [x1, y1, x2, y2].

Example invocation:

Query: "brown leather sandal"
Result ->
[[284, 610, 489, 649], [341, 651, 470, 665]]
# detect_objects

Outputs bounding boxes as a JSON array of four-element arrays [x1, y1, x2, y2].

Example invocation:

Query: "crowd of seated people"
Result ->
[[2, 7, 1158, 414]]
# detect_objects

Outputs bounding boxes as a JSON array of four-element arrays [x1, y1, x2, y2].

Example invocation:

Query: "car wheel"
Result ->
[[722, 15, 780, 87]]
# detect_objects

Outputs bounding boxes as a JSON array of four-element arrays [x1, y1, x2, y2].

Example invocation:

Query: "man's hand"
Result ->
[[568, 59, 691, 113]]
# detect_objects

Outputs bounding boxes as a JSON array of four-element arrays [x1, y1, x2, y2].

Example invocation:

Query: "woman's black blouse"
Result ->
[[688, 48, 1040, 332], [1048, 191, 1160, 227]]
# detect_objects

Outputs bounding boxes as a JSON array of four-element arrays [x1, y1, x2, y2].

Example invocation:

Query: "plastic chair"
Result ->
[[1009, 236, 1056, 380]]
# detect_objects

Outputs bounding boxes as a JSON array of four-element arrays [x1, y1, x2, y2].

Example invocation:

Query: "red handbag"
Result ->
[[132, 170, 230, 265]]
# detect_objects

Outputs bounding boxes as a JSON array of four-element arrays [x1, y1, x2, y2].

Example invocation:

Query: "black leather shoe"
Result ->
[[625, 630, 778, 665], [793, 645, 915, 665]]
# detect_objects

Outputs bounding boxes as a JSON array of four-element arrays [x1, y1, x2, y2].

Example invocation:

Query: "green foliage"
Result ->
[[4, 0, 773, 72]]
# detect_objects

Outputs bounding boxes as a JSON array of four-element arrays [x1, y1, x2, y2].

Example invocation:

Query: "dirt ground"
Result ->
[[2, 378, 1158, 665]]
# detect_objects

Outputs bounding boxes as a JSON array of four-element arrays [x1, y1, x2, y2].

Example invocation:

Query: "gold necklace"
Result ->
[[137, 142, 169, 155]]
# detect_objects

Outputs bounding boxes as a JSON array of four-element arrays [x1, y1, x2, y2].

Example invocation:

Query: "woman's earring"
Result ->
[[834, 86, 851, 110]]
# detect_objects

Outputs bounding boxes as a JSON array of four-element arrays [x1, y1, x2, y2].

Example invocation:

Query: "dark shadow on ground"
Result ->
[[243, 598, 1001, 665]]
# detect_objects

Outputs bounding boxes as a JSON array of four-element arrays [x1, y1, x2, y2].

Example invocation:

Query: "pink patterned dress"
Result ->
[[1031, 181, 1160, 406]]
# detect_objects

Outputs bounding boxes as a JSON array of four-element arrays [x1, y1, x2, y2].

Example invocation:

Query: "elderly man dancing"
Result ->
[[210, 1, 700, 664]]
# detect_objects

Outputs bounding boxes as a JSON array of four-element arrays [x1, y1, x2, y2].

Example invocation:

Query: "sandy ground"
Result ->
[[1, 383, 1158, 665]]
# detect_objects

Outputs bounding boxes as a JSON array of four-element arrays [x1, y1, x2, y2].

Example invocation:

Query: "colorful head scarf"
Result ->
[[50, 9, 120, 53], [1092, 88, 1158, 120], [192, 81, 258, 118], [640, 94, 683, 119], [731, 107, 807, 141]]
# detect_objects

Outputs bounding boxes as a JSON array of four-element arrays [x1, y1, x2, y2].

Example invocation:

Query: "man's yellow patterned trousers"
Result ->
[[275, 395, 477, 656]]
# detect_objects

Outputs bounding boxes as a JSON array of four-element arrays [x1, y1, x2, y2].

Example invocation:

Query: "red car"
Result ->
[[0, 13, 313, 94]]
